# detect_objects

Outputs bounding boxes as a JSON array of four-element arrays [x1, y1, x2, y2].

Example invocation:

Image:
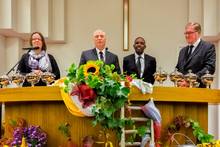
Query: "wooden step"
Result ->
[[131, 117, 149, 121], [124, 129, 151, 134], [125, 142, 141, 146], [126, 106, 142, 110]]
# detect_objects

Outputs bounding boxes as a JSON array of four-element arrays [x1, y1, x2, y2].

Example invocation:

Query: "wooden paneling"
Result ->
[[154, 102, 207, 144], [4, 101, 207, 146], [0, 86, 217, 146], [4, 101, 117, 146]]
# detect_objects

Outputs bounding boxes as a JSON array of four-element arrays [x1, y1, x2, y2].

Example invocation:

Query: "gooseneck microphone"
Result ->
[[22, 46, 40, 50]]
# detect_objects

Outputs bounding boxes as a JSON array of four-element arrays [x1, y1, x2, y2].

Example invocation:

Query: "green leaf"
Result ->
[[103, 106, 115, 117], [65, 60, 136, 140], [9, 119, 17, 127], [58, 123, 71, 138], [137, 126, 148, 137]]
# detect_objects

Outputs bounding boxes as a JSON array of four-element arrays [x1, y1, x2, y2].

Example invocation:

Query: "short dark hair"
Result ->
[[134, 37, 146, 43], [29, 32, 47, 51], [186, 22, 201, 34]]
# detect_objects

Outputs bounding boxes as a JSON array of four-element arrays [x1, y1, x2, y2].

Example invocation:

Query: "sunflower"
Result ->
[[83, 61, 100, 77]]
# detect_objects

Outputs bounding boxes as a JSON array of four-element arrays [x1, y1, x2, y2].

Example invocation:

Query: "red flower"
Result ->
[[125, 75, 133, 87], [70, 84, 96, 108], [125, 75, 133, 82]]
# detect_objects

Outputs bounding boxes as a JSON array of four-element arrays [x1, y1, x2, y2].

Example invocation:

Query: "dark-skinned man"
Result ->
[[123, 37, 156, 84]]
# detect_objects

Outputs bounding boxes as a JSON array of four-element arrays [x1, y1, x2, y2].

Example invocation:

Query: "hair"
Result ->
[[185, 22, 201, 34], [134, 36, 146, 43], [29, 31, 47, 51], [93, 29, 106, 36]]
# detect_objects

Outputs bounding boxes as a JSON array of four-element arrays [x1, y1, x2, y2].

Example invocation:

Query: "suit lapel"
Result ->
[[105, 51, 110, 64], [184, 40, 203, 68], [131, 54, 137, 68], [143, 54, 147, 76], [190, 40, 202, 58], [92, 48, 99, 60]]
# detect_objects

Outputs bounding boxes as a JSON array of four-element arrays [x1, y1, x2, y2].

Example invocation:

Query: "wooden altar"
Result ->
[[0, 86, 220, 146]]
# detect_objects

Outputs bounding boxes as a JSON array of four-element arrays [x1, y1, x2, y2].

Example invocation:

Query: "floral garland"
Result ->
[[167, 115, 214, 144], [64, 60, 132, 138]]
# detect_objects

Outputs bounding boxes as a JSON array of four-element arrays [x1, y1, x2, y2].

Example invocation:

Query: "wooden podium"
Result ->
[[0, 86, 220, 146]]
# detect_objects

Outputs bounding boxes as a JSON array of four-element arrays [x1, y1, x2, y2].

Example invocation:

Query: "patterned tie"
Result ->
[[137, 56, 142, 77], [99, 51, 104, 61]]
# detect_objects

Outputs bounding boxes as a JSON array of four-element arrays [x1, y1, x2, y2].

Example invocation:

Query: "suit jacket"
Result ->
[[176, 39, 216, 87], [123, 54, 156, 84], [17, 53, 60, 86], [79, 48, 121, 74]]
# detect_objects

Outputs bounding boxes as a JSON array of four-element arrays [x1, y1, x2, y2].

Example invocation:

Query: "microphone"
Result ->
[[22, 46, 39, 50]]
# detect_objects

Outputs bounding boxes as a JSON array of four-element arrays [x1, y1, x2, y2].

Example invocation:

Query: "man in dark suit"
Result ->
[[79, 29, 121, 74], [176, 22, 216, 88], [123, 37, 156, 84]]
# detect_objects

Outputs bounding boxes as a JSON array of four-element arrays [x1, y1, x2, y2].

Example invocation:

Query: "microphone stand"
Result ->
[[1, 48, 32, 137], [6, 61, 20, 76], [6, 48, 32, 76]]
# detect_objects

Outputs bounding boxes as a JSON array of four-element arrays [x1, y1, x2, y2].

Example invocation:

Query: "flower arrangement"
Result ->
[[11, 125, 47, 147], [64, 60, 131, 138], [0, 118, 47, 147]]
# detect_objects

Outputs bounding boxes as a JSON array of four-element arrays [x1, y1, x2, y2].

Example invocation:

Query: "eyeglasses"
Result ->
[[184, 31, 197, 35], [32, 38, 42, 41], [94, 35, 105, 39]]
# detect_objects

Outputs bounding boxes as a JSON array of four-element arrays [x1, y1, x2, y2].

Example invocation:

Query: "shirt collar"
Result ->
[[135, 53, 144, 59], [190, 38, 201, 48], [96, 48, 106, 55]]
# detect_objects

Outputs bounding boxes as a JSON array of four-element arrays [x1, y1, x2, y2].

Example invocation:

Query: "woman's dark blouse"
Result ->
[[17, 53, 60, 86]]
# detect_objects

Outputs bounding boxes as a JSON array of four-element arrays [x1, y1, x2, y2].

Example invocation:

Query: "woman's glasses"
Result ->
[[32, 38, 42, 41]]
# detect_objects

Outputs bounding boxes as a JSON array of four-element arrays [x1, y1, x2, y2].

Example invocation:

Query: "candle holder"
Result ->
[[26, 72, 40, 87], [0, 75, 10, 88], [169, 68, 183, 87], [184, 70, 197, 88], [11, 73, 25, 87], [201, 71, 214, 89], [154, 67, 167, 85], [41, 72, 56, 86]]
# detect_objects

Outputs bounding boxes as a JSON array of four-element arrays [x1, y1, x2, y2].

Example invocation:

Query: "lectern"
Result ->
[[0, 86, 220, 146]]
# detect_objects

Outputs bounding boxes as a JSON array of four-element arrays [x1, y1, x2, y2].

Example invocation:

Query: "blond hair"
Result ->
[[185, 22, 201, 34]]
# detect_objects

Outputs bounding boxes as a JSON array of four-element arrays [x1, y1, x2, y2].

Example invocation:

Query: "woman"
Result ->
[[17, 32, 60, 86]]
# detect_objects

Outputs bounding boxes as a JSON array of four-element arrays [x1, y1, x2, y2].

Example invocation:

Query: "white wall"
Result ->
[[48, 0, 189, 81], [5, 38, 23, 75], [130, 0, 188, 86], [48, 0, 124, 75], [0, 35, 6, 75]]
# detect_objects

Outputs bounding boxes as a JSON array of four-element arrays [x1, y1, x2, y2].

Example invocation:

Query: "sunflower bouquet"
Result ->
[[64, 60, 131, 138]]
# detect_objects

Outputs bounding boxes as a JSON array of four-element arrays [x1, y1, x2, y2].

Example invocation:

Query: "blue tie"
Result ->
[[99, 51, 104, 61]]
